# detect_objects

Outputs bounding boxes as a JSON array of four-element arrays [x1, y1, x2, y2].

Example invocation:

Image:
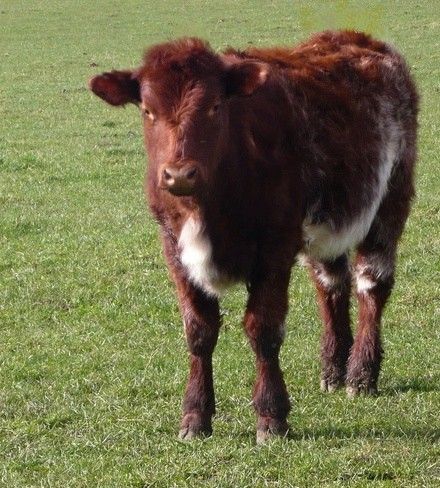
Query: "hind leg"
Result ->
[[308, 255, 353, 392], [346, 160, 414, 397], [346, 241, 395, 396]]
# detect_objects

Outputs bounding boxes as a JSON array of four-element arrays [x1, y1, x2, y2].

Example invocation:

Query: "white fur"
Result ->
[[302, 116, 402, 260], [316, 270, 342, 290], [356, 273, 376, 293], [355, 252, 394, 294], [317, 272, 335, 289], [179, 217, 231, 296], [316, 263, 349, 291], [360, 252, 395, 281]]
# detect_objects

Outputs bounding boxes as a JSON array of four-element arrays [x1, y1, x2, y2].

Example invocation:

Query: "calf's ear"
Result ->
[[89, 70, 140, 106], [224, 61, 268, 97]]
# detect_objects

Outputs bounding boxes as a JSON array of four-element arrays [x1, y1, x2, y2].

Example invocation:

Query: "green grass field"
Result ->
[[1, 1, 439, 486]]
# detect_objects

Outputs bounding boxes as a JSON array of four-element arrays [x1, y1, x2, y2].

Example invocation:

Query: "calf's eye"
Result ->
[[208, 103, 221, 117]]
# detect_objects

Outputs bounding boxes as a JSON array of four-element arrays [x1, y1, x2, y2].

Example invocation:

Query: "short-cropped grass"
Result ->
[[1, 1, 439, 486]]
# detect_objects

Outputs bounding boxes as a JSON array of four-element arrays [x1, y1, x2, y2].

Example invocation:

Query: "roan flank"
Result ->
[[90, 30, 418, 443]]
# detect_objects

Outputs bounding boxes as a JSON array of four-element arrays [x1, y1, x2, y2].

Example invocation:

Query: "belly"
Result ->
[[302, 117, 402, 260], [302, 209, 377, 260]]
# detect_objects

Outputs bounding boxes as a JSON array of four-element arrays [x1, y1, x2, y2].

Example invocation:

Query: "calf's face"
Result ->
[[89, 40, 267, 198], [140, 75, 228, 197]]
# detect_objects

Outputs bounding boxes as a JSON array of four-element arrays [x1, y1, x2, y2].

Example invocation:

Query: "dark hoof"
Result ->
[[178, 426, 210, 441], [346, 384, 378, 398], [346, 367, 379, 398], [256, 417, 289, 445], [320, 362, 348, 393], [320, 378, 345, 393], [178, 413, 212, 441]]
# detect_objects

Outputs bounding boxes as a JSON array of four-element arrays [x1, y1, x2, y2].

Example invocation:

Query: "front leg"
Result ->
[[244, 266, 292, 444], [162, 233, 221, 440], [179, 284, 220, 439]]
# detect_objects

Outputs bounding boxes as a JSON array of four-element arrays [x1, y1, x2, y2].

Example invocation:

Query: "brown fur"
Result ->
[[89, 30, 418, 440]]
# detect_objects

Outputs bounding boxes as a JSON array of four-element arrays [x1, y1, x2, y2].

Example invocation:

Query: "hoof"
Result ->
[[256, 417, 289, 445], [346, 384, 378, 398], [178, 426, 210, 441], [320, 378, 344, 393], [178, 412, 212, 441]]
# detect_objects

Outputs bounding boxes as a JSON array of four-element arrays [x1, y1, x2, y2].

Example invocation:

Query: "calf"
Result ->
[[90, 30, 418, 443]]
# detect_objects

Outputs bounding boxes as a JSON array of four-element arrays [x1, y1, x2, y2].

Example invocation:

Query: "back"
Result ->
[[225, 31, 417, 113]]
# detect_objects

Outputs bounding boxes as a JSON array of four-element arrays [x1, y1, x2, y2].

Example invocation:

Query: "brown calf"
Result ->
[[90, 30, 418, 443]]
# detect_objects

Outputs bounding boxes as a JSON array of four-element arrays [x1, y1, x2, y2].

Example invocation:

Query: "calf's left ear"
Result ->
[[89, 70, 140, 106], [224, 61, 268, 97]]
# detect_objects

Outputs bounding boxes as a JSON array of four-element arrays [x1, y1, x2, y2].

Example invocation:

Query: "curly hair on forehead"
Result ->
[[142, 37, 224, 78]]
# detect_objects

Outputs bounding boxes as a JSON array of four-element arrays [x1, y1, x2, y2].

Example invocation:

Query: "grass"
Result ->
[[1, 0, 439, 486]]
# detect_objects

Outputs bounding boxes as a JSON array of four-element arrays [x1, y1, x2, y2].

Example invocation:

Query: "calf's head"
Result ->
[[89, 38, 267, 197]]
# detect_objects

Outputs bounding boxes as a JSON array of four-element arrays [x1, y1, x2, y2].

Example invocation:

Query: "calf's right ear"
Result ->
[[89, 70, 140, 106]]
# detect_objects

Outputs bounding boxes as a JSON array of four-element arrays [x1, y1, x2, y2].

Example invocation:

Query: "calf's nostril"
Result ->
[[186, 167, 197, 179], [163, 168, 173, 181]]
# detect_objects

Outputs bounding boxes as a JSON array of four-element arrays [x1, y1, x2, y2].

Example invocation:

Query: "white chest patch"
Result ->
[[178, 217, 231, 296], [302, 119, 402, 260]]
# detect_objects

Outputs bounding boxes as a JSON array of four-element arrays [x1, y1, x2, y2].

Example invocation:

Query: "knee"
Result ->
[[309, 256, 351, 294], [355, 261, 394, 295], [185, 325, 218, 356], [184, 315, 219, 356], [244, 311, 285, 359]]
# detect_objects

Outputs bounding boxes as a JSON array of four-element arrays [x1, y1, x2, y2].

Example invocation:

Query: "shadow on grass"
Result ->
[[230, 376, 440, 444], [231, 424, 440, 445], [286, 424, 440, 443], [286, 377, 440, 442], [230, 415, 440, 444], [381, 375, 439, 395]]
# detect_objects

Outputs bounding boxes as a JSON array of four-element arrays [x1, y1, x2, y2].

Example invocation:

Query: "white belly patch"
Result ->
[[302, 214, 376, 260], [178, 217, 231, 296], [302, 119, 402, 260]]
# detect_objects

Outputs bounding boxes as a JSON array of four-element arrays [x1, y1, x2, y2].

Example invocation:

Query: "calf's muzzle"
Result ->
[[160, 161, 198, 196]]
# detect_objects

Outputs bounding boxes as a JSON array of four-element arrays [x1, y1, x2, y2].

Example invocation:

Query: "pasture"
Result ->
[[1, 0, 439, 486]]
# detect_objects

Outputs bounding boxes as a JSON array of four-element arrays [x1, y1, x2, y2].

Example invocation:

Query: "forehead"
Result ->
[[137, 38, 224, 108], [140, 76, 220, 110]]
